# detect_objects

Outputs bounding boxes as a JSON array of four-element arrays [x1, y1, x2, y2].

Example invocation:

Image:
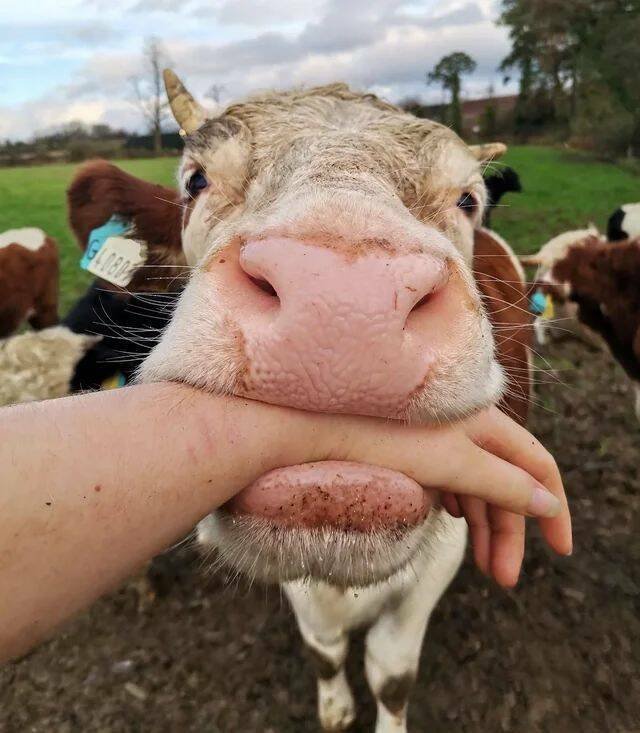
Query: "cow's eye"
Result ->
[[186, 170, 208, 198], [456, 191, 478, 217]]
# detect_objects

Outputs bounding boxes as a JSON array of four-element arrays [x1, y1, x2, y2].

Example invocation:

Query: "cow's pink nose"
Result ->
[[214, 237, 470, 417]]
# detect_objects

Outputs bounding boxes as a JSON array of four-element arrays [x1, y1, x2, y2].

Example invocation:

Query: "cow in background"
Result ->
[[482, 165, 522, 227], [550, 237, 640, 420], [519, 225, 605, 345], [608, 202, 640, 242], [63, 161, 184, 390], [0, 228, 58, 338]]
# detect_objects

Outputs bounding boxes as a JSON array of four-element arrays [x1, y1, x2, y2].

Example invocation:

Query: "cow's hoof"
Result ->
[[319, 688, 356, 731]]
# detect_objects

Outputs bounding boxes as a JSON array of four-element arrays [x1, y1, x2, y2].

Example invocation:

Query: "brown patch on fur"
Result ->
[[473, 229, 533, 425], [378, 672, 415, 716], [67, 160, 185, 292], [251, 231, 421, 261], [305, 645, 340, 680], [223, 316, 251, 394], [551, 237, 640, 380], [448, 259, 480, 313], [202, 235, 244, 272], [0, 236, 59, 338]]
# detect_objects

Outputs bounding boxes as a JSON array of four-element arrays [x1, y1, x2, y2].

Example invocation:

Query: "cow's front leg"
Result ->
[[364, 599, 429, 733], [285, 583, 356, 731], [366, 518, 466, 733]]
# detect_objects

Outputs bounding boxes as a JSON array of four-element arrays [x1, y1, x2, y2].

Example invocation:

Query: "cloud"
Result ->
[[211, 0, 319, 26], [1, 0, 513, 140], [0, 96, 140, 140]]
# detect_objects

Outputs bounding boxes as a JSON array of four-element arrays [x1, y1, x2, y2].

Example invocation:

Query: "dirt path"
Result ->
[[1, 340, 639, 733]]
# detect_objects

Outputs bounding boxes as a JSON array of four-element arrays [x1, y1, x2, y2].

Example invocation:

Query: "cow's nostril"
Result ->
[[411, 291, 434, 313], [248, 275, 278, 297], [407, 263, 450, 317]]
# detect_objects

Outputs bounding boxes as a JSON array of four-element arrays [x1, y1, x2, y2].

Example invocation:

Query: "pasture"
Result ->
[[1, 148, 639, 732]]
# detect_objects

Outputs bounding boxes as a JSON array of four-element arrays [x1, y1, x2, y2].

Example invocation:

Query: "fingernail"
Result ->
[[528, 486, 561, 518]]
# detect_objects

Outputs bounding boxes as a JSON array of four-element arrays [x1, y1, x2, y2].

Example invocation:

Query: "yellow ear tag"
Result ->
[[542, 295, 555, 320], [101, 373, 126, 390]]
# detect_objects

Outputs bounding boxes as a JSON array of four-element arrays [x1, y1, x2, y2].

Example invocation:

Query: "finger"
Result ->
[[488, 505, 525, 588], [346, 417, 562, 520], [444, 441, 561, 518], [465, 407, 572, 556], [459, 496, 490, 576], [441, 492, 462, 518]]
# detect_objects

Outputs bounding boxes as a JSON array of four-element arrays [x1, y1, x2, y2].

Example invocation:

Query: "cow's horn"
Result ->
[[163, 69, 207, 135]]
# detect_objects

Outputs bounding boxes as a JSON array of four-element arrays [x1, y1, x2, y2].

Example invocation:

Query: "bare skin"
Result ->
[[0, 382, 571, 664]]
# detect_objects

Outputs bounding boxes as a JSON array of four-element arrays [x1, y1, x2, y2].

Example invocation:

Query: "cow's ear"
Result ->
[[469, 142, 507, 162]]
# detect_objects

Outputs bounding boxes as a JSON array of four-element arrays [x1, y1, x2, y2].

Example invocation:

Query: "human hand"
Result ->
[[282, 404, 571, 588]]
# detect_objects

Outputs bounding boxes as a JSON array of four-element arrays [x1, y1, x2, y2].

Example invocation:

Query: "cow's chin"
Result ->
[[197, 508, 453, 589]]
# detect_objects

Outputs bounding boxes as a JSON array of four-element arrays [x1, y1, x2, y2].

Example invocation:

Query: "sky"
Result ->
[[0, 0, 516, 141]]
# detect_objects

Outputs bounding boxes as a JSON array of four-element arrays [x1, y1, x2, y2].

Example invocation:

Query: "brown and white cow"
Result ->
[[520, 226, 606, 346], [0, 228, 59, 338], [132, 71, 533, 732], [548, 237, 640, 421], [67, 159, 185, 294], [62, 161, 185, 390]]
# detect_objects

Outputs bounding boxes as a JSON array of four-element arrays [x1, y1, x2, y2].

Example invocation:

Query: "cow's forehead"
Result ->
[[184, 85, 480, 185]]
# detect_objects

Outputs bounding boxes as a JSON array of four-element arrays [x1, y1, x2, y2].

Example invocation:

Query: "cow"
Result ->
[[519, 226, 605, 346], [130, 71, 536, 732], [0, 228, 59, 338], [607, 202, 640, 242], [0, 326, 98, 407], [549, 236, 640, 421], [62, 161, 185, 390], [482, 165, 522, 228]]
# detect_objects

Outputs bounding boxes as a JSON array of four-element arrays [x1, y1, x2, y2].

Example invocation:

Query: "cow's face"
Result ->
[[141, 73, 507, 587]]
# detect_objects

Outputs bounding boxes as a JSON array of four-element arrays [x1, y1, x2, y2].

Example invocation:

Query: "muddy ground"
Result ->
[[1, 339, 639, 733]]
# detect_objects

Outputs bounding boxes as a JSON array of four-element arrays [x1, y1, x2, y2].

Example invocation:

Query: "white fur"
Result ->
[[0, 326, 98, 406], [621, 203, 640, 239], [0, 227, 46, 252], [634, 382, 640, 422], [198, 511, 466, 732], [531, 225, 602, 271], [282, 515, 466, 732]]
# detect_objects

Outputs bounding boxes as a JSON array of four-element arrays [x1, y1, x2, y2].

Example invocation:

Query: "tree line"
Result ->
[[424, 0, 640, 156]]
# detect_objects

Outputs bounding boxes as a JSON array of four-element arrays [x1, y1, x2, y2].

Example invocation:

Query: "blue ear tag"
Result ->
[[529, 289, 547, 315], [80, 216, 131, 270]]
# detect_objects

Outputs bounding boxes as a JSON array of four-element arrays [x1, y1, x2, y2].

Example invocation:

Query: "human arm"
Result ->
[[0, 383, 570, 662]]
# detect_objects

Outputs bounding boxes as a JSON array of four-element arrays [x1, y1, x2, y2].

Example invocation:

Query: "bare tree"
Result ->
[[130, 37, 171, 155]]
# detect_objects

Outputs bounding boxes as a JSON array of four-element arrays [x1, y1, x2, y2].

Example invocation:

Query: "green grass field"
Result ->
[[1, 146, 639, 313]]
